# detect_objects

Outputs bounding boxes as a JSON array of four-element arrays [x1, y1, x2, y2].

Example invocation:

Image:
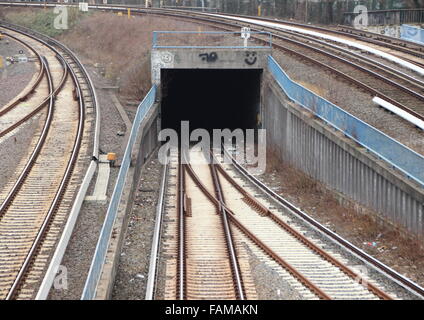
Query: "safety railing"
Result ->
[[81, 85, 157, 300], [152, 31, 272, 49], [268, 56, 424, 188], [401, 24, 424, 45]]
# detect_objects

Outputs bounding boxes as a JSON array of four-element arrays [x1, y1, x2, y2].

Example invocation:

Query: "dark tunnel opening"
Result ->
[[160, 69, 262, 135]]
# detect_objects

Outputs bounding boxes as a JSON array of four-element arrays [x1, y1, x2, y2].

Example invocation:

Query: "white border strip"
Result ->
[[145, 159, 168, 300], [35, 162, 96, 299], [373, 96, 424, 130], [210, 13, 424, 76]]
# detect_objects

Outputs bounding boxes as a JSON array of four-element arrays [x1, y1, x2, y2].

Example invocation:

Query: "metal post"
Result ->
[[305, 0, 308, 23]]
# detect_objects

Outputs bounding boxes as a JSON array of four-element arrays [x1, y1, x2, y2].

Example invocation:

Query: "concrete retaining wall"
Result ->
[[263, 75, 424, 239], [151, 48, 270, 87]]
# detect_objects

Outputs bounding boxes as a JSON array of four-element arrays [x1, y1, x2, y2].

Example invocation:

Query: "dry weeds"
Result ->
[[58, 12, 218, 100]]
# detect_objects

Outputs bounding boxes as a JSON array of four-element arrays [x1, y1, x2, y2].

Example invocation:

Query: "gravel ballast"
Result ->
[[0, 35, 36, 107], [48, 63, 127, 300], [111, 152, 161, 300]]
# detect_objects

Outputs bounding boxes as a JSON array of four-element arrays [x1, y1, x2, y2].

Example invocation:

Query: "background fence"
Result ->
[[268, 56, 424, 188], [81, 85, 156, 300]]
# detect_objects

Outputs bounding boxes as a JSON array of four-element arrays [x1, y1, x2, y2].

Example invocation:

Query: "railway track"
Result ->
[[0, 33, 45, 117], [2, 2, 423, 300], [214, 13, 424, 64], [157, 149, 257, 300], [148, 147, 424, 300], [177, 154, 245, 300], [0, 23, 95, 300], [1, 3, 423, 120], [336, 25, 424, 58], [0, 33, 54, 140], [140, 9, 424, 121]]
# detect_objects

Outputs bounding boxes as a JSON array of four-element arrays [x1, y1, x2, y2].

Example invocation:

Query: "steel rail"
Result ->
[[6, 49, 85, 300], [2, 4, 423, 120], [145, 158, 168, 300], [0, 21, 100, 300], [65, 4, 424, 69], [184, 160, 331, 300], [0, 55, 59, 217], [187, 14, 424, 120], [118, 6, 424, 59], [0, 24, 86, 299], [2, 1, 424, 56], [209, 163, 246, 300], [211, 152, 392, 300], [1, 54, 53, 298], [204, 11, 424, 58], [0, 21, 100, 160], [130, 8, 424, 120], [337, 25, 424, 56], [177, 159, 186, 300], [1, 2, 423, 295], [252, 25, 424, 94], [211, 20, 424, 118], [221, 146, 424, 299], [0, 31, 45, 116], [0, 54, 68, 140]]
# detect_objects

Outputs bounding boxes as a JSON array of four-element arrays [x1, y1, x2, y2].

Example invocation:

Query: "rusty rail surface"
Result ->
[[212, 152, 393, 300], [0, 32, 45, 117], [222, 146, 424, 299], [0, 24, 86, 300], [184, 159, 332, 300]]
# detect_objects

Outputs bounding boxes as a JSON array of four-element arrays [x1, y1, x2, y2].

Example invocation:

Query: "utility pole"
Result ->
[[305, 0, 309, 23]]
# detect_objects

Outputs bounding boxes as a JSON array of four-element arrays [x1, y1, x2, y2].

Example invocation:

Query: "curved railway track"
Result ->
[[0, 23, 95, 300], [336, 25, 424, 57], [0, 33, 68, 140], [0, 33, 45, 117], [150, 148, 423, 300], [139, 9, 424, 121], [1, 3, 423, 120], [2, 2, 423, 300]]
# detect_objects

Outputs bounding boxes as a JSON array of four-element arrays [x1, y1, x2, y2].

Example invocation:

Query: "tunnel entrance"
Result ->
[[160, 69, 262, 135]]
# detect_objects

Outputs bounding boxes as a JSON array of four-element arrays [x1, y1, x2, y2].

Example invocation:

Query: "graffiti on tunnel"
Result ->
[[199, 52, 218, 62], [245, 51, 257, 65]]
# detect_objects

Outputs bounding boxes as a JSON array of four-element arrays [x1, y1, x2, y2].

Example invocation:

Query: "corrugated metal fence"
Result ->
[[268, 56, 424, 188], [81, 86, 156, 300]]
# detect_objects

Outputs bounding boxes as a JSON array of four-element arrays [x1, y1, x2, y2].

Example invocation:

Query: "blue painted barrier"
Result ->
[[401, 24, 424, 45], [81, 86, 156, 299], [268, 56, 424, 187]]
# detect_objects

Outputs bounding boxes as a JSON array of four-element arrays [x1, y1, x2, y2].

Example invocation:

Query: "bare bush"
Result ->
[[58, 12, 218, 100]]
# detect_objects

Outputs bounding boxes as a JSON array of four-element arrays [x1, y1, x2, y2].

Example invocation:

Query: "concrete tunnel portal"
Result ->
[[160, 69, 262, 135]]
